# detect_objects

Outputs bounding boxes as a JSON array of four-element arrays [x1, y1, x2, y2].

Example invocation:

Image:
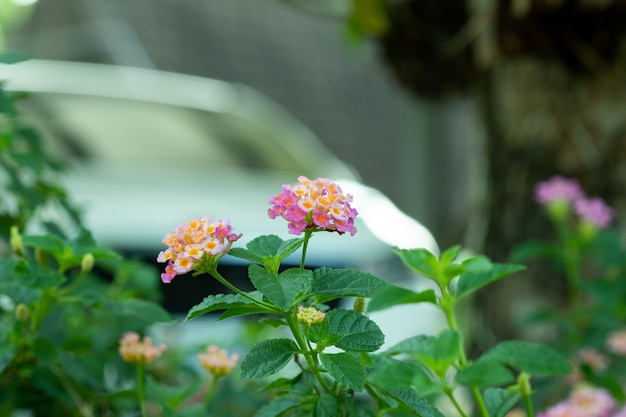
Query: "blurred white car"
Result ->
[[2, 59, 438, 315]]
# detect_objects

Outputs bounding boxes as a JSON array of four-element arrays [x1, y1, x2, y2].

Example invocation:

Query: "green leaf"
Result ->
[[0, 258, 18, 281], [33, 337, 59, 365], [320, 352, 366, 391], [483, 388, 520, 417], [311, 309, 384, 352], [311, 267, 390, 303], [229, 235, 303, 270], [392, 247, 440, 279], [21, 234, 65, 257], [378, 387, 444, 417], [240, 339, 299, 379], [384, 330, 460, 376], [367, 285, 436, 312], [456, 359, 515, 388], [480, 341, 573, 376], [185, 292, 267, 321], [509, 240, 558, 263], [440, 245, 462, 265], [249, 265, 311, 311], [104, 298, 172, 323], [314, 393, 340, 417], [255, 395, 300, 417], [455, 256, 525, 300], [367, 355, 429, 390], [0, 324, 15, 373], [14, 262, 65, 289]]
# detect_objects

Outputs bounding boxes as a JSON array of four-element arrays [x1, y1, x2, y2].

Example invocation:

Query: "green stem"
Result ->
[[300, 231, 313, 269], [137, 364, 147, 417], [443, 387, 470, 417], [522, 390, 535, 417], [440, 288, 489, 417], [204, 375, 221, 410], [209, 268, 279, 312], [285, 312, 331, 393]]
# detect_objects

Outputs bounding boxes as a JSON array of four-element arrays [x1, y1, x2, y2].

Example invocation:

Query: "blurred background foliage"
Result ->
[[2, 0, 626, 350]]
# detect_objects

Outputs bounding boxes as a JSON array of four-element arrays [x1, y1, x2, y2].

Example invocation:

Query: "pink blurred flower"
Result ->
[[538, 386, 616, 417], [119, 332, 166, 365], [157, 216, 241, 283], [268, 176, 358, 236], [607, 329, 626, 356], [534, 176, 584, 205], [574, 197, 614, 229]]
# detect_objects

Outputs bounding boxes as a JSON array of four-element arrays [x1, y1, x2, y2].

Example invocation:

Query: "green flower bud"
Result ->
[[353, 297, 366, 313], [15, 303, 30, 324], [10, 226, 22, 255], [80, 253, 95, 274]]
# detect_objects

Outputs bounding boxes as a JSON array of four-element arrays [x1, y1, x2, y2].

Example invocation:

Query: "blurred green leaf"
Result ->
[[456, 359, 515, 388], [480, 341, 573, 376], [255, 395, 300, 417], [483, 388, 520, 417], [455, 256, 525, 300], [314, 393, 340, 417], [367, 285, 436, 313]]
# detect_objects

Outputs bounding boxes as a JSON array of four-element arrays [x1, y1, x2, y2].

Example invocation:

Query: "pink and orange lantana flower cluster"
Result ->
[[268, 175, 358, 236]]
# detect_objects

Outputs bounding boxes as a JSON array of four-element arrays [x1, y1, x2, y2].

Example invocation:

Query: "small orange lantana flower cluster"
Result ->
[[157, 216, 242, 283], [118, 332, 166, 365]]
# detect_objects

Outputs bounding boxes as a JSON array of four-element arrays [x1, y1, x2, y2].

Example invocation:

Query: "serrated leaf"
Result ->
[[255, 396, 300, 417], [392, 247, 439, 279], [247, 235, 302, 258], [228, 247, 264, 264], [367, 285, 436, 312], [483, 388, 520, 417], [378, 387, 444, 417], [311, 267, 390, 303], [455, 257, 525, 300], [185, 292, 267, 321], [456, 359, 515, 388], [241, 339, 299, 379], [249, 265, 311, 311], [320, 352, 366, 391], [384, 330, 460, 376], [322, 309, 384, 352], [480, 341, 573, 376], [314, 393, 340, 417]]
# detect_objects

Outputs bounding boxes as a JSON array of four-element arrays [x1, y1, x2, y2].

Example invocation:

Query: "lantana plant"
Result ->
[[157, 175, 576, 417], [512, 176, 626, 417]]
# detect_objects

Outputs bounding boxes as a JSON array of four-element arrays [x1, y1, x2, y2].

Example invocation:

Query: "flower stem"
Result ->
[[209, 268, 279, 312], [285, 312, 331, 393], [300, 231, 312, 269], [443, 387, 470, 417], [204, 375, 221, 410], [136, 364, 147, 417], [440, 288, 489, 417]]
